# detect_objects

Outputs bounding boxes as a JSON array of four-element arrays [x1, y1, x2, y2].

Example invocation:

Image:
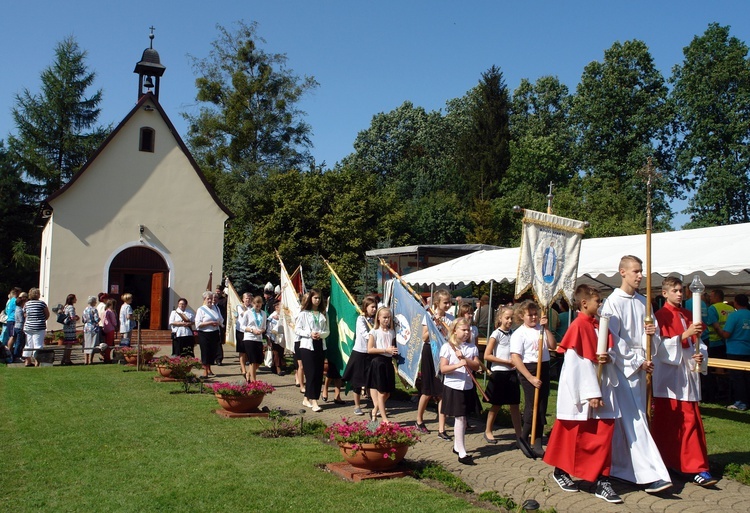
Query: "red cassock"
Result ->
[[543, 313, 616, 482], [544, 418, 615, 482], [653, 303, 709, 473], [652, 397, 709, 473]]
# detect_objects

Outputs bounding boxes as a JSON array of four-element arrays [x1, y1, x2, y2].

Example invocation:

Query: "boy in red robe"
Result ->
[[544, 284, 622, 503], [653, 277, 716, 487]]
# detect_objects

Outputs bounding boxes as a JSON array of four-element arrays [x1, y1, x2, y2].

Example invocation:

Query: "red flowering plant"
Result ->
[[210, 381, 276, 397], [149, 355, 202, 378], [324, 418, 420, 457]]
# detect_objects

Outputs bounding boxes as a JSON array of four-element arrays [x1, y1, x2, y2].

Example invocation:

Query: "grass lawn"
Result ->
[[0, 365, 488, 513]]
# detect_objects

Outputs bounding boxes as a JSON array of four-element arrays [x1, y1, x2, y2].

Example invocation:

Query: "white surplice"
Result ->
[[601, 288, 671, 484], [555, 348, 620, 421], [653, 323, 707, 402]]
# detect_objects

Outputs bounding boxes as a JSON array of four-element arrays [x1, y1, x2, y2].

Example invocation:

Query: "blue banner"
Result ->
[[391, 280, 445, 387]]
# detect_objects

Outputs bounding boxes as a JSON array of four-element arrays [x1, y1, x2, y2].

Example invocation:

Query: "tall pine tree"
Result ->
[[9, 36, 109, 199], [455, 66, 511, 202]]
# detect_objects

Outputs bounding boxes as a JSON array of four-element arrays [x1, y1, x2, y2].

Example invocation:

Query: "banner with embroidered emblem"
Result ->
[[391, 279, 443, 387], [515, 209, 587, 308], [327, 270, 360, 370]]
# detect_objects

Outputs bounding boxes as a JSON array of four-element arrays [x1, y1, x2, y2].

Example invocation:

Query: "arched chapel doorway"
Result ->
[[108, 246, 169, 330]]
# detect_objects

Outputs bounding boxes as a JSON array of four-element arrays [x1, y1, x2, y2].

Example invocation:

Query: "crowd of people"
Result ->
[[3, 253, 747, 505]]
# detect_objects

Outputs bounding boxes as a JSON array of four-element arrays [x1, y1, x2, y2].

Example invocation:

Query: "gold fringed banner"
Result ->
[[515, 209, 587, 309]]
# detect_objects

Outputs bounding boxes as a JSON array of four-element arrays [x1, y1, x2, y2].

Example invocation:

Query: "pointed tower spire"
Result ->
[[134, 26, 166, 100]]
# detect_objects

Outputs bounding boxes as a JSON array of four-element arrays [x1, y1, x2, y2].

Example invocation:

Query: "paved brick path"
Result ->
[[17, 345, 750, 512]]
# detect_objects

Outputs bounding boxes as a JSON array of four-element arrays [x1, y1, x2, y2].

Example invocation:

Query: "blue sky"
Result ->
[[2, 1, 749, 226]]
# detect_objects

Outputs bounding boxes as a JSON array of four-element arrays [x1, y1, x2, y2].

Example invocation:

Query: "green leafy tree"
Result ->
[[184, 21, 318, 179], [483, 76, 578, 245], [344, 101, 456, 197], [8, 36, 108, 198], [244, 168, 326, 283], [571, 40, 674, 234], [183, 21, 319, 289], [670, 23, 750, 227], [507, 76, 576, 196]]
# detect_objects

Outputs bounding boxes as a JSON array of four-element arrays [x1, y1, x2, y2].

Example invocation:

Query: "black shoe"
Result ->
[[552, 471, 579, 492], [483, 433, 498, 445], [595, 479, 623, 503], [517, 437, 536, 459], [458, 454, 474, 465], [437, 431, 452, 441], [415, 422, 430, 434], [644, 479, 672, 494]]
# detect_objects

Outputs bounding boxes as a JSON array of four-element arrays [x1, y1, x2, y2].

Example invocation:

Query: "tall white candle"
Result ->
[[597, 315, 610, 355], [689, 275, 705, 332], [692, 296, 701, 329]]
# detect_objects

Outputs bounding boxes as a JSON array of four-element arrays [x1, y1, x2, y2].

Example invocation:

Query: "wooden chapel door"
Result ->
[[149, 272, 167, 330]]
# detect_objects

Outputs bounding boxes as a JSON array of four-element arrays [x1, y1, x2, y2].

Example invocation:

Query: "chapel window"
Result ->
[[139, 127, 155, 153]]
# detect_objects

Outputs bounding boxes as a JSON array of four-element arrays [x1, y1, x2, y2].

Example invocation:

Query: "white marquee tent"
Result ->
[[402, 223, 750, 292]]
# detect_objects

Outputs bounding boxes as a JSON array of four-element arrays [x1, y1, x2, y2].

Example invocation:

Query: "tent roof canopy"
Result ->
[[402, 223, 750, 292], [366, 244, 502, 259]]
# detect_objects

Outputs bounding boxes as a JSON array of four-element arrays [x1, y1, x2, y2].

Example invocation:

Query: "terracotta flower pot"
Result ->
[[215, 393, 265, 413], [338, 443, 409, 471], [156, 365, 172, 378], [124, 354, 138, 365]]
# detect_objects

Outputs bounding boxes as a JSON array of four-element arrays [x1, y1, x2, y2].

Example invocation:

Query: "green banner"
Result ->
[[326, 273, 359, 378]]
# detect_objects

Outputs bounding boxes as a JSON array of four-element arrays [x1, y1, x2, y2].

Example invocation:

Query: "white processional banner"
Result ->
[[515, 209, 587, 309], [279, 261, 302, 351], [224, 279, 242, 346]]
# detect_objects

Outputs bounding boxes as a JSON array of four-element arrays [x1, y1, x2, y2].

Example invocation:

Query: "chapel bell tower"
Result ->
[[134, 26, 166, 100]]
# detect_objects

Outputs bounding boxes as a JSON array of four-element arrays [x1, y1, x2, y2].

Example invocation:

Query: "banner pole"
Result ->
[[644, 158, 655, 425], [529, 189, 554, 446], [323, 258, 373, 333]]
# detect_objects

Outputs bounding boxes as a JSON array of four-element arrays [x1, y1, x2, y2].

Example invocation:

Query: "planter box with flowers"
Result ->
[[325, 419, 420, 471], [116, 345, 160, 366], [211, 381, 275, 414], [149, 355, 202, 379]]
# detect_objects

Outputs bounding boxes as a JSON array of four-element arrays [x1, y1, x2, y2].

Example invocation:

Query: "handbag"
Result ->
[[264, 342, 274, 368], [0, 311, 7, 324], [56, 311, 68, 325]]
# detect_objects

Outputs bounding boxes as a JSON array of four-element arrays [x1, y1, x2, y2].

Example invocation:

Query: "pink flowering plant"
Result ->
[[325, 418, 420, 457], [149, 355, 202, 378], [210, 381, 276, 397], [116, 345, 160, 357]]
